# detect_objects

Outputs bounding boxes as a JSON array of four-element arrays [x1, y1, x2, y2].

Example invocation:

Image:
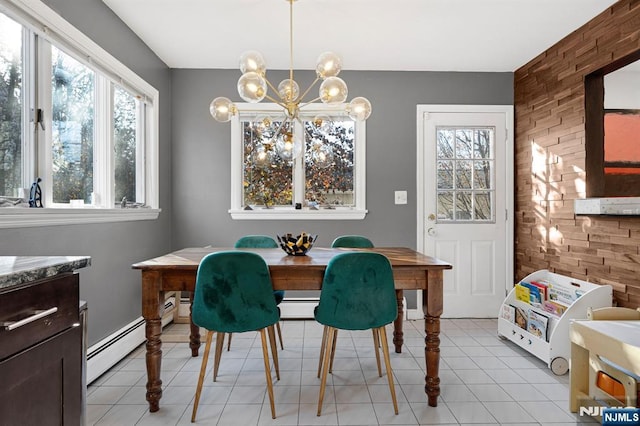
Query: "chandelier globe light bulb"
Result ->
[[237, 72, 267, 103], [209, 97, 236, 122], [316, 52, 342, 79], [319, 76, 348, 104], [239, 50, 267, 75], [278, 79, 300, 102], [347, 97, 372, 121]]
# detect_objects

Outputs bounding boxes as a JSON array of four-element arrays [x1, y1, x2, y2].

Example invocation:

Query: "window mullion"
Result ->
[[293, 119, 304, 205], [94, 77, 112, 207], [36, 36, 52, 207], [21, 28, 36, 191], [135, 101, 145, 203]]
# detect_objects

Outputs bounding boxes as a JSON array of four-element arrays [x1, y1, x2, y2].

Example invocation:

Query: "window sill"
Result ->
[[229, 208, 367, 220], [0, 207, 161, 229]]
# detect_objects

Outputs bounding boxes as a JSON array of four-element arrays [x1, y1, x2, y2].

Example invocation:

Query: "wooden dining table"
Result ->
[[132, 246, 452, 412]]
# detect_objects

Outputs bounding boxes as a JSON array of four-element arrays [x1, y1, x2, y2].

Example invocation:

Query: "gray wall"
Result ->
[[0, 0, 172, 346], [171, 69, 513, 305], [171, 70, 513, 247]]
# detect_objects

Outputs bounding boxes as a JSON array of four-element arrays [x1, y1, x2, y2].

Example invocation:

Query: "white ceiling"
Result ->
[[102, 0, 619, 72]]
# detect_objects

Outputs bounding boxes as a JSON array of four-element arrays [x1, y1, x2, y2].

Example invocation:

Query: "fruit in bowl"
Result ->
[[277, 233, 317, 256]]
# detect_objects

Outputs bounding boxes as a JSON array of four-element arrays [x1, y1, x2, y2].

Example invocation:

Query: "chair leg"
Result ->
[[276, 321, 284, 350], [267, 325, 280, 380], [329, 329, 338, 374], [213, 331, 225, 382], [372, 328, 382, 377], [379, 326, 399, 415], [317, 326, 328, 378], [259, 328, 277, 419], [226, 332, 232, 351], [191, 330, 214, 423], [317, 326, 335, 416]]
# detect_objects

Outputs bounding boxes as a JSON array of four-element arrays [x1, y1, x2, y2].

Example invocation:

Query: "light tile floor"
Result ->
[[87, 318, 598, 425]]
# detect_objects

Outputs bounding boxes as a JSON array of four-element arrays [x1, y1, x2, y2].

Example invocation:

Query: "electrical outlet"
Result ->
[[394, 190, 407, 205]]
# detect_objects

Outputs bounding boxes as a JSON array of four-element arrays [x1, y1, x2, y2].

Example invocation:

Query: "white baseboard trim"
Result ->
[[87, 297, 175, 384]]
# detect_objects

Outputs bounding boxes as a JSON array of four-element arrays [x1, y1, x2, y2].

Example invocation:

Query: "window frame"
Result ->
[[228, 103, 367, 220], [0, 0, 160, 228]]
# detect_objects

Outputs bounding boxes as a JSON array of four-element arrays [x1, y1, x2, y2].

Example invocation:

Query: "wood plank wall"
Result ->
[[514, 0, 640, 308]]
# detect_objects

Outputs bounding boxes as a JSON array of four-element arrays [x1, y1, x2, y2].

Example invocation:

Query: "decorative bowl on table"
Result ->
[[277, 233, 317, 256]]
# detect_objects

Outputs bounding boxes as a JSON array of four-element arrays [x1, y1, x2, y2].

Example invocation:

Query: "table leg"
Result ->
[[142, 271, 164, 412], [393, 290, 404, 353], [424, 270, 443, 407], [189, 292, 201, 357]]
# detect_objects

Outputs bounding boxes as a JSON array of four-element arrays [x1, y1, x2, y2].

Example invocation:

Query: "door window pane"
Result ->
[[436, 126, 495, 222], [455, 129, 472, 159], [456, 160, 472, 189], [0, 12, 23, 197], [114, 86, 139, 203], [437, 160, 453, 189], [51, 46, 94, 203], [304, 119, 354, 207], [437, 129, 454, 158]]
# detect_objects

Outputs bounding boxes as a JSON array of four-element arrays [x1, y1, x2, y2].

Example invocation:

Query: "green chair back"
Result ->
[[234, 235, 284, 304], [315, 252, 397, 330], [192, 251, 279, 333], [234, 235, 278, 249], [331, 235, 374, 248]]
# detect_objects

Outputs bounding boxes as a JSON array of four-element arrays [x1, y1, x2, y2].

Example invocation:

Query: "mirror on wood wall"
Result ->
[[585, 51, 640, 197]]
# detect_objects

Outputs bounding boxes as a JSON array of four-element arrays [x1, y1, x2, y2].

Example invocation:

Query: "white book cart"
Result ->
[[497, 270, 612, 375]]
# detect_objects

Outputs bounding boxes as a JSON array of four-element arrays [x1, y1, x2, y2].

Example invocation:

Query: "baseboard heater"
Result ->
[[87, 296, 175, 384], [279, 297, 409, 320], [279, 297, 319, 319]]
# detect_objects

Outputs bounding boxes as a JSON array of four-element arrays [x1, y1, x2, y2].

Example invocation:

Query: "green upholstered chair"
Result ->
[[320, 234, 376, 377], [191, 251, 280, 421], [331, 235, 374, 248], [233, 235, 285, 350], [315, 252, 399, 416]]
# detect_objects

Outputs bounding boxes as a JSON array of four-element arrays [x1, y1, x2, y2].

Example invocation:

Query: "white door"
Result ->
[[417, 105, 513, 318]]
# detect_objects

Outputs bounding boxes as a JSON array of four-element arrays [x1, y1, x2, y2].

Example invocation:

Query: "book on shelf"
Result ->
[[527, 309, 549, 341], [542, 300, 568, 316], [520, 282, 542, 305], [515, 306, 528, 330], [515, 283, 530, 304], [500, 304, 516, 322], [529, 280, 548, 301], [548, 283, 576, 305]]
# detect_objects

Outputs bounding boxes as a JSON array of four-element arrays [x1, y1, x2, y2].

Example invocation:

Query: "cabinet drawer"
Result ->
[[0, 273, 79, 361]]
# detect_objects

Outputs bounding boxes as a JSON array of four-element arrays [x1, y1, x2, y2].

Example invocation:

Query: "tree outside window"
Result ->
[[242, 116, 355, 208]]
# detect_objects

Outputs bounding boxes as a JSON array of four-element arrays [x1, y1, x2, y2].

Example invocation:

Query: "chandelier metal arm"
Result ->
[[297, 76, 320, 105], [268, 118, 289, 145], [296, 116, 315, 141], [263, 93, 288, 108], [264, 77, 281, 101], [299, 96, 322, 107]]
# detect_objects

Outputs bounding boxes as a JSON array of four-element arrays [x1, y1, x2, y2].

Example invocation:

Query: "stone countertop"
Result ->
[[0, 256, 91, 290]]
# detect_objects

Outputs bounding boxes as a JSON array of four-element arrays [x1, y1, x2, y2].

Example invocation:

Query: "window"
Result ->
[[585, 51, 640, 198], [436, 127, 495, 222], [0, 1, 159, 228], [0, 11, 23, 198], [230, 104, 366, 220]]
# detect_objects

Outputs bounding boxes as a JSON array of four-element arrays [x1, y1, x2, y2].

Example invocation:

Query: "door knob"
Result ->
[[427, 213, 436, 221], [427, 227, 436, 236]]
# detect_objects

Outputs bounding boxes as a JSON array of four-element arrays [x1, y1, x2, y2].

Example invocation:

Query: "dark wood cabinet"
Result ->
[[0, 272, 82, 426]]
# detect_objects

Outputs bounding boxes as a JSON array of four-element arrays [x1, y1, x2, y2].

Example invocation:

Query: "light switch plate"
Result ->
[[394, 190, 407, 205]]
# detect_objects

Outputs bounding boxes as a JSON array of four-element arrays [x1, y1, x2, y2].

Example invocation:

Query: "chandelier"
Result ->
[[208, 0, 372, 162]]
